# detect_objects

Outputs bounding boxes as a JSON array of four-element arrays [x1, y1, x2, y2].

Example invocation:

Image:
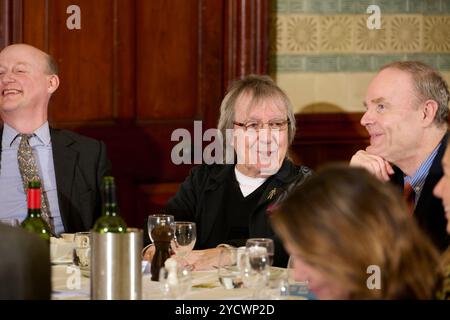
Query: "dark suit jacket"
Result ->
[[0, 223, 51, 299], [163, 159, 312, 267], [0, 127, 112, 233], [390, 133, 450, 251]]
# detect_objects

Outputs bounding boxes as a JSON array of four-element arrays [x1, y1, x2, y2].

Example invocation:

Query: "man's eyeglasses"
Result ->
[[233, 119, 290, 131]]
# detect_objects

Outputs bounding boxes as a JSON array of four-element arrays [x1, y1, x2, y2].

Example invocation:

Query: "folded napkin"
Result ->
[[50, 236, 74, 264]]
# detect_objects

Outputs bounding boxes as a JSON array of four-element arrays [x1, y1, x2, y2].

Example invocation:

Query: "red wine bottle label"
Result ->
[[27, 188, 41, 209]]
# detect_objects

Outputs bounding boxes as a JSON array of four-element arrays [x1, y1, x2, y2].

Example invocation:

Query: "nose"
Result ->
[[433, 177, 443, 199], [360, 108, 374, 127]]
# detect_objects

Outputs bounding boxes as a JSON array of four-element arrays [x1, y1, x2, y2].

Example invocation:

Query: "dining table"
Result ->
[[51, 263, 295, 300]]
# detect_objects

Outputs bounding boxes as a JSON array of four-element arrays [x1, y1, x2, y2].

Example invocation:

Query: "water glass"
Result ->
[[217, 246, 246, 289], [245, 238, 274, 266], [159, 265, 192, 299], [73, 232, 91, 272]]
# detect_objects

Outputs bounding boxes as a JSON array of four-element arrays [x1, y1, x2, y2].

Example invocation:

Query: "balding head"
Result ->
[[0, 43, 60, 129], [0, 44, 58, 76]]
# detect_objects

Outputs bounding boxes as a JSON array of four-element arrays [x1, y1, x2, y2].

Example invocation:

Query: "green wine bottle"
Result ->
[[21, 179, 51, 241], [93, 176, 127, 233]]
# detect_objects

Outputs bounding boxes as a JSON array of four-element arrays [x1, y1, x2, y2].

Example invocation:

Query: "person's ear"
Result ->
[[421, 99, 438, 127], [47, 74, 59, 94]]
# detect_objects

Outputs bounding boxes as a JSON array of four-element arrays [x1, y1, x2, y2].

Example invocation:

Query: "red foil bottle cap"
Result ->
[[27, 188, 41, 209]]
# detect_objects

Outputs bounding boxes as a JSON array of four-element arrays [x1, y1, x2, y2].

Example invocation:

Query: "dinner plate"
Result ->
[[52, 257, 73, 265]]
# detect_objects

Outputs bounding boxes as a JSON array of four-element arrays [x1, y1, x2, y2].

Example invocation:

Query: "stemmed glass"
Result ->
[[147, 214, 174, 243], [239, 238, 274, 299], [170, 222, 196, 271]]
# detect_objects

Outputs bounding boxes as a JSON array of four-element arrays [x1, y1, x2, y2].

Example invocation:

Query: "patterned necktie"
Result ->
[[403, 182, 416, 215], [17, 134, 53, 232]]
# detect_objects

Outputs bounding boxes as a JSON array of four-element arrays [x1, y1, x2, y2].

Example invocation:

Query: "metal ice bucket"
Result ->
[[91, 228, 143, 300]]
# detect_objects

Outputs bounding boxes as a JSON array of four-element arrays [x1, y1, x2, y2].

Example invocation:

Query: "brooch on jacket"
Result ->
[[267, 188, 277, 200]]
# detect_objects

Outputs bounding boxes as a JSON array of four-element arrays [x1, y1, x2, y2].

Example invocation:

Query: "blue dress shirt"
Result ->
[[0, 122, 64, 234], [403, 142, 441, 207]]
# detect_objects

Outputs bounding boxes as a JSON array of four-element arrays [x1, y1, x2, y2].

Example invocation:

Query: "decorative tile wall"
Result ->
[[270, 0, 450, 113], [271, 0, 450, 72]]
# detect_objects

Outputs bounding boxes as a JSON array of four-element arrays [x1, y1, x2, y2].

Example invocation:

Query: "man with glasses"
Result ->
[[160, 75, 311, 268]]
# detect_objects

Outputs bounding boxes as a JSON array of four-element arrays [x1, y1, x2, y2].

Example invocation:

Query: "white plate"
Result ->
[[52, 257, 73, 265]]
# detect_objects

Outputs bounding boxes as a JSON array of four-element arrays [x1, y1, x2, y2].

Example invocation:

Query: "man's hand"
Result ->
[[143, 245, 221, 271], [181, 248, 221, 271], [350, 150, 394, 181]]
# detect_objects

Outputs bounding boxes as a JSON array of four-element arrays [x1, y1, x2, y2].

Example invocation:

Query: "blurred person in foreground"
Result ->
[[350, 61, 449, 251], [433, 138, 450, 299], [146, 75, 311, 269], [0, 222, 50, 299], [271, 165, 440, 299]]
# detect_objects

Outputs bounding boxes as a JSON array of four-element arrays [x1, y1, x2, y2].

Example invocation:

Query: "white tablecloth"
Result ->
[[51, 264, 256, 300]]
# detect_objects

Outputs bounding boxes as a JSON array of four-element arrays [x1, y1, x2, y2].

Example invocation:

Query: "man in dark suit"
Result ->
[[350, 61, 450, 251], [0, 44, 111, 234], [0, 223, 51, 299]]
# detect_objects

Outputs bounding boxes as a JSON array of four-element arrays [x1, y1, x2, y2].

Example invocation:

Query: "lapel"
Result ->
[[50, 128, 78, 231], [414, 132, 447, 218], [391, 132, 448, 215], [256, 159, 298, 208]]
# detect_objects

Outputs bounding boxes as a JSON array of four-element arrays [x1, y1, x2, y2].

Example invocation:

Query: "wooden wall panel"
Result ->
[[136, 0, 199, 120], [47, 0, 115, 122], [0, 0, 22, 48], [290, 113, 369, 170]]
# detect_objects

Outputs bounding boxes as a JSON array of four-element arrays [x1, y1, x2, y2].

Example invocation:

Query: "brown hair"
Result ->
[[381, 61, 449, 126], [271, 165, 440, 299]]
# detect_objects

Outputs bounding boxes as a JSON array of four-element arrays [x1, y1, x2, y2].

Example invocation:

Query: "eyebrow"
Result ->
[[363, 97, 388, 107]]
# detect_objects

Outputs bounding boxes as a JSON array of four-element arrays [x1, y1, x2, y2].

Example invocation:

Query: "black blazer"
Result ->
[[390, 133, 450, 251], [0, 223, 51, 299], [164, 159, 312, 267], [0, 127, 112, 233]]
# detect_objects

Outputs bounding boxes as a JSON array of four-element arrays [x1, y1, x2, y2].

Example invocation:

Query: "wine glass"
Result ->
[[170, 222, 196, 270], [147, 214, 174, 243]]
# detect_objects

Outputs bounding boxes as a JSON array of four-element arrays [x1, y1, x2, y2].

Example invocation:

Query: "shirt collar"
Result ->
[[404, 142, 441, 193], [1, 123, 19, 148], [1, 122, 51, 148], [33, 122, 51, 146]]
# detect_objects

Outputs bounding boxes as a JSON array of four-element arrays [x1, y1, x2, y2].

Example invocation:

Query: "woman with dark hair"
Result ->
[[271, 165, 440, 299]]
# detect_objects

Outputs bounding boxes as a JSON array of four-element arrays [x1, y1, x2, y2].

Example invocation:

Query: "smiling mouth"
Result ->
[[2, 89, 22, 97]]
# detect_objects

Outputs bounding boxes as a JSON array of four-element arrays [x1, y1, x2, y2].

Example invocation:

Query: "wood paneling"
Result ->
[[136, 1, 199, 120], [0, 0, 22, 48], [291, 113, 369, 170], [224, 0, 269, 89], [47, 0, 115, 122]]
